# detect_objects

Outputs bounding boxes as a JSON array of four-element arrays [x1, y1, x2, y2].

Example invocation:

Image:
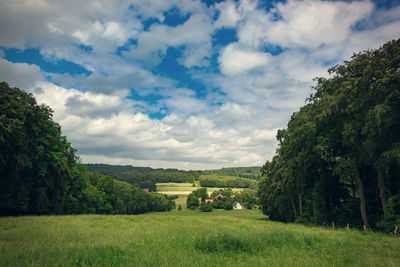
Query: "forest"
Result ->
[[0, 82, 174, 216], [86, 164, 261, 190], [258, 39, 400, 231]]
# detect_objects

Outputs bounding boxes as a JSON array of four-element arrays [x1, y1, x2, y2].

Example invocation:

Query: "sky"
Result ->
[[1, 0, 399, 170]]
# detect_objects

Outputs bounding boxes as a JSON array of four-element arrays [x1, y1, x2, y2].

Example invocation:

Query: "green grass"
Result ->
[[1, 210, 399, 266]]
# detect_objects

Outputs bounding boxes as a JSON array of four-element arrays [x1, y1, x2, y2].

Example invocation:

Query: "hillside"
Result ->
[[85, 164, 262, 190], [1, 210, 399, 266]]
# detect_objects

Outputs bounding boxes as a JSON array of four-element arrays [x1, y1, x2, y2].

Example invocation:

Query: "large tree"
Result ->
[[259, 39, 400, 230], [0, 82, 77, 215]]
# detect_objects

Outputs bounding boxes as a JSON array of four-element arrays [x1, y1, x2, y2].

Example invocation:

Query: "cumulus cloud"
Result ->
[[214, 0, 241, 28], [25, 81, 274, 169], [124, 11, 213, 67], [0, 58, 43, 89], [238, 0, 374, 49], [1, 0, 399, 169], [218, 43, 271, 75]]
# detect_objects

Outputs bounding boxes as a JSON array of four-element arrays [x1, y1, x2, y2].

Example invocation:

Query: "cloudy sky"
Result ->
[[1, 0, 399, 170]]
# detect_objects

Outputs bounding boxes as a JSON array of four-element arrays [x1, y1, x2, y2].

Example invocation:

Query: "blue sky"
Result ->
[[1, 0, 399, 169]]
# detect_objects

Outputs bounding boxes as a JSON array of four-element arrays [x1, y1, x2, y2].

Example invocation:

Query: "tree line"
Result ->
[[0, 82, 174, 216], [199, 175, 257, 188], [258, 39, 400, 231], [85, 164, 201, 191]]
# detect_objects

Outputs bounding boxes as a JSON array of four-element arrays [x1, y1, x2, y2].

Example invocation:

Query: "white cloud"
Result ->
[[125, 12, 213, 67], [214, 0, 241, 28], [218, 43, 271, 75], [1, 0, 399, 170], [0, 59, 43, 89], [238, 0, 374, 49]]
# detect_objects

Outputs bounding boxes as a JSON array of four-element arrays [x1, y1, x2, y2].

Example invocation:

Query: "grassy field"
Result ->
[[1, 210, 399, 266]]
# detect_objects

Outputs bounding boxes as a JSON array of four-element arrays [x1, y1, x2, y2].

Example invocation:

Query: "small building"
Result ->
[[214, 193, 223, 199], [205, 199, 214, 204], [233, 202, 243, 210]]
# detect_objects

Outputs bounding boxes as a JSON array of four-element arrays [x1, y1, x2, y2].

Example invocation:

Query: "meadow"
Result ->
[[1, 209, 399, 266]]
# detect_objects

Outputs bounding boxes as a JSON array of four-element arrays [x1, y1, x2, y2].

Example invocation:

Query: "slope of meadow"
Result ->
[[1, 210, 399, 266]]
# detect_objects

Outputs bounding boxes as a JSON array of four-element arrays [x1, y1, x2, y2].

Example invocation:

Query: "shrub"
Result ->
[[187, 194, 199, 210], [223, 202, 233, 210], [199, 203, 213, 212]]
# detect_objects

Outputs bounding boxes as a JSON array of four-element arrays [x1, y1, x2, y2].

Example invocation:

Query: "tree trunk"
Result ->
[[299, 194, 303, 216], [377, 170, 387, 219], [291, 199, 297, 219], [354, 166, 368, 228], [351, 178, 356, 199]]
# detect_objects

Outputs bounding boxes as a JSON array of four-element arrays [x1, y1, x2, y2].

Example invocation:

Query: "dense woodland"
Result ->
[[258, 39, 400, 231], [199, 174, 257, 188], [86, 164, 261, 189], [0, 82, 174, 216], [202, 167, 262, 180], [85, 164, 200, 191]]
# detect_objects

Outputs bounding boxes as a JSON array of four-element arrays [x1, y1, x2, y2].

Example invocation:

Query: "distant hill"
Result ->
[[84, 164, 262, 190], [202, 166, 262, 180]]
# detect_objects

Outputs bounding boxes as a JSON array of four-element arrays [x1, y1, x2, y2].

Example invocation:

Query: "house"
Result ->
[[205, 199, 214, 204], [233, 202, 243, 210], [214, 193, 223, 199]]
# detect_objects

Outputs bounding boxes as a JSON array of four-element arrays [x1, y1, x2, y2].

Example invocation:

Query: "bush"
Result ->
[[187, 194, 199, 210], [223, 202, 233, 210], [377, 194, 400, 232], [294, 216, 311, 226], [199, 203, 213, 212]]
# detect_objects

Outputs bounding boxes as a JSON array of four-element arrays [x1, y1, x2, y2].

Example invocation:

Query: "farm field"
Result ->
[[156, 182, 245, 208], [1, 210, 399, 267], [156, 182, 243, 195]]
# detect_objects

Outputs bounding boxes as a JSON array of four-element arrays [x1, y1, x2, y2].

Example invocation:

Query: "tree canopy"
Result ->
[[258, 39, 400, 231], [0, 82, 174, 216]]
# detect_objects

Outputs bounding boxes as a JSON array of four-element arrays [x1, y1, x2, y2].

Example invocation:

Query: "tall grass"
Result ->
[[1, 210, 399, 266]]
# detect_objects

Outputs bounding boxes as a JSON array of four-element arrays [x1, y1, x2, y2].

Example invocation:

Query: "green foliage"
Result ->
[[191, 187, 209, 201], [186, 194, 199, 210], [0, 82, 77, 215], [258, 39, 400, 229], [199, 174, 257, 188], [202, 166, 262, 180], [0, 83, 174, 216], [223, 202, 233, 210], [85, 164, 200, 190], [377, 194, 400, 232], [199, 202, 213, 212]]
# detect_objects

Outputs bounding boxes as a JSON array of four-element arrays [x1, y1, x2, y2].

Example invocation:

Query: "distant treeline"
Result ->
[[258, 40, 400, 232], [85, 165, 262, 190], [0, 82, 174, 216], [199, 175, 257, 188], [202, 167, 262, 180], [85, 164, 201, 191]]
